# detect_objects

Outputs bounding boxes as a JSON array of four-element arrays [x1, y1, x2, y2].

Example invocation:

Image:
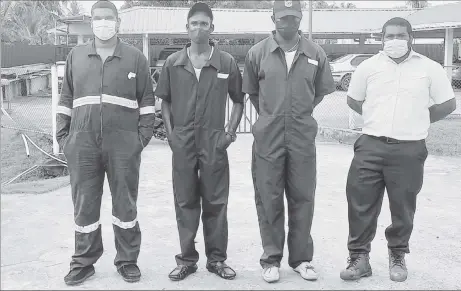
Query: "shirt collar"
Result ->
[[174, 42, 221, 71], [87, 38, 123, 58], [268, 30, 313, 58]]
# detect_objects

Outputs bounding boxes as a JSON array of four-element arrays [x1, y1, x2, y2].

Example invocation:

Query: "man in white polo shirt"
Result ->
[[340, 17, 456, 283]]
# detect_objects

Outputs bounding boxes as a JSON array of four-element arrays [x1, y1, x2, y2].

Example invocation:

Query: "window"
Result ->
[[350, 55, 371, 66]]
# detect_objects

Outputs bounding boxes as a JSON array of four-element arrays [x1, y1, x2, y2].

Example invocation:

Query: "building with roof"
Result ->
[[48, 7, 416, 60], [48, 4, 460, 79]]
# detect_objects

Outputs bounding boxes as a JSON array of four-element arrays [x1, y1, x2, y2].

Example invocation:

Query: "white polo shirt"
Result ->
[[347, 50, 455, 140]]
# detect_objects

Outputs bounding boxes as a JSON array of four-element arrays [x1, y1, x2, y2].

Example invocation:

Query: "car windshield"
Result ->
[[332, 54, 354, 63]]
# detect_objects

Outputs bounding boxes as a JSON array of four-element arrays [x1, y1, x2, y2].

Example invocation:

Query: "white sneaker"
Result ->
[[294, 262, 318, 281], [262, 266, 280, 283]]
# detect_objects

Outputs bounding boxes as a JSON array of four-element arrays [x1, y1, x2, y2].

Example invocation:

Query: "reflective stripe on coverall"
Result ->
[[56, 39, 155, 270], [155, 43, 244, 266], [243, 33, 335, 268]]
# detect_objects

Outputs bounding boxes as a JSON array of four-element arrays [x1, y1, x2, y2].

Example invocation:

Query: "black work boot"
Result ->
[[117, 264, 141, 282], [64, 265, 95, 286], [389, 250, 408, 282], [340, 253, 372, 281]]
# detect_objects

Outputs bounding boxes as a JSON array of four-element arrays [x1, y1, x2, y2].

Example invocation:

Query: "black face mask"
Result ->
[[188, 27, 211, 44], [275, 20, 300, 40]]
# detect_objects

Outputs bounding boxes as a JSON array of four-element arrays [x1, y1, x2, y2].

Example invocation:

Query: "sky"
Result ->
[[79, 1, 460, 14]]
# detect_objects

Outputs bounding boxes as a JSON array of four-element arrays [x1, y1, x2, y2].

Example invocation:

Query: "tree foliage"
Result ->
[[405, 0, 429, 8], [1, 1, 76, 44], [121, 0, 357, 10]]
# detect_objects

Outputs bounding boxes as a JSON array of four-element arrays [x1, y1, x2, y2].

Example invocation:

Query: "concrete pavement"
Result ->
[[2, 135, 461, 290]]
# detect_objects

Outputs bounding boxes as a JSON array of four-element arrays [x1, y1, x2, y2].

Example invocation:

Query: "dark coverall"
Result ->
[[155, 44, 244, 266], [56, 40, 155, 270], [242, 34, 335, 269]]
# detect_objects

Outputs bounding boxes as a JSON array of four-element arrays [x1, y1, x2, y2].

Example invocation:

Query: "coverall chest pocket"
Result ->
[[291, 59, 317, 98], [214, 72, 229, 96], [115, 68, 137, 97]]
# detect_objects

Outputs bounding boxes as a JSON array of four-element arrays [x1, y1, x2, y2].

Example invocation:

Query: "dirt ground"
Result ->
[[0, 127, 54, 184], [2, 136, 461, 290]]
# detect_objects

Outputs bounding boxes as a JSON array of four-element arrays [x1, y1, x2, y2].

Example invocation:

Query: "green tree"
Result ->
[[1, 1, 67, 44], [405, 0, 429, 8]]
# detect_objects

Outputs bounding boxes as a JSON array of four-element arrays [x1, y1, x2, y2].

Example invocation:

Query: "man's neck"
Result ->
[[189, 41, 211, 56], [94, 36, 118, 50], [390, 49, 411, 64], [274, 31, 300, 52]]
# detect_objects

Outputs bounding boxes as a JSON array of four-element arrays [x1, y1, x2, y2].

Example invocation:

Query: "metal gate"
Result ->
[[225, 94, 257, 133]]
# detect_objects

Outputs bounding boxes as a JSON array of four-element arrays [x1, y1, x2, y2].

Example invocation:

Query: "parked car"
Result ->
[[330, 54, 373, 91], [452, 65, 461, 88], [153, 45, 183, 67]]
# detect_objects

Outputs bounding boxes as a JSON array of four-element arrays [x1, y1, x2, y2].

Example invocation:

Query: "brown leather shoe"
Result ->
[[389, 250, 408, 282], [340, 253, 372, 281], [168, 264, 198, 281], [206, 262, 236, 280]]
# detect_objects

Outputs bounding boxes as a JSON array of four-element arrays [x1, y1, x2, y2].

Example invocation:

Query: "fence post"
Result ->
[[51, 64, 59, 155]]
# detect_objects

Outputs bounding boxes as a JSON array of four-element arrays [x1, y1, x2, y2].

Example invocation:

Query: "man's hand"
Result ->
[[222, 133, 233, 149]]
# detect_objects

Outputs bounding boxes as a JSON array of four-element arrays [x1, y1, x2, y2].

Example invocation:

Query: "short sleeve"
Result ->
[[429, 63, 455, 104], [314, 50, 336, 98], [154, 60, 171, 102], [242, 50, 259, 95], [347, 62, 369, 101], [228, 57, 244, 104]]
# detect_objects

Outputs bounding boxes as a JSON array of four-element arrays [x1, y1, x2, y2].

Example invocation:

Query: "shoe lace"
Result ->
[[346, 257, 361, 269], [391, 253, 405, 267]]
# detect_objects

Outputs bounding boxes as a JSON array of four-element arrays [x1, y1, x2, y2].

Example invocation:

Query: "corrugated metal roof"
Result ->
[[407, 2, 461, 27], [118, 7, 415, 34], [368, 2, 461, 33]]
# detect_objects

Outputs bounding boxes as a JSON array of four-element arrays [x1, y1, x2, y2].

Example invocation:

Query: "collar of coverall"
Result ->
[[87, 37, 123, 58], [268, 30, 313, 58], [173, 41, 221, 71]]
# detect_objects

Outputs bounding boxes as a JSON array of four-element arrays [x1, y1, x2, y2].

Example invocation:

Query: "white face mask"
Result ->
[[383, 39, 409, 59], [92, 20, 117, 41]]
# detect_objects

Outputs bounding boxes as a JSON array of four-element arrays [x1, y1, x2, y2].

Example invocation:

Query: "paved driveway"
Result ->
[[2, 135, 461, 290]]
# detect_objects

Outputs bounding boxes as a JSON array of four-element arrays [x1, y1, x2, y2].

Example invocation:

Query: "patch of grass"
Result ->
[[426, 116, 461, 156], [0, 127, 64, 184]]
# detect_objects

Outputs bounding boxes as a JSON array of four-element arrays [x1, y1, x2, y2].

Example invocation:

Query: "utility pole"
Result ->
[[308, 0, 313, 40]]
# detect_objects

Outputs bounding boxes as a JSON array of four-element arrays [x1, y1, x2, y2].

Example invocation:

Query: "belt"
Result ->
[[368, 135, 422, 144]]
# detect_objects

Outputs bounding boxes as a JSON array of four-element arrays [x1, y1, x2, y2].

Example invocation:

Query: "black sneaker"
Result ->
[[340, 253, 372, 281], [64, 265, 95, 286], [117, 264, 141, 283], [168, 264, 198, 281]]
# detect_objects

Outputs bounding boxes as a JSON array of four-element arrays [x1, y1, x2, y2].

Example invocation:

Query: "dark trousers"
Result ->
[[65, 131, 143, 270], [346, 134, 428, 254], [171, 149, 230, 266], [252, 141, 316, 269]]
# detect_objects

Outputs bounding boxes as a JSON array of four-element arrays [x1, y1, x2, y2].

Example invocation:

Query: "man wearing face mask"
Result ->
[[155, 2, 244, 281], [56, 0, 155, 285], [341, 17, 456, 282], [242, 0, 335, 283]]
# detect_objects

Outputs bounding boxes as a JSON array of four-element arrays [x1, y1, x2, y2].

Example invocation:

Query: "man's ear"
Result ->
[[271, 14, 275, 23], [116, 17, 121, 32], [209, 23, 214, 33], [186, 23, 189, 31]]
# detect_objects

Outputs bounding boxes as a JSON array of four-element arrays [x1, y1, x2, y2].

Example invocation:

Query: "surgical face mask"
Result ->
[[92, 20, 117, 41], [383, 39, 409, 59]]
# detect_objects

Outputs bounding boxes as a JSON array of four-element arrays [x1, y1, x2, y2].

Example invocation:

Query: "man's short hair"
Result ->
[[91, 0, 118, 18], [187, 2, 214, 22], [382, 17, 413, 36]]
